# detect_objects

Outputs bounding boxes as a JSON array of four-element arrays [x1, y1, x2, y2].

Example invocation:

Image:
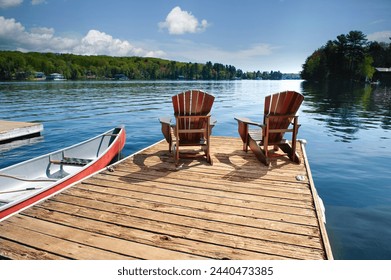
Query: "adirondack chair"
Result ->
[[235, 91, 304, 166], [159, 90, 215, 166]]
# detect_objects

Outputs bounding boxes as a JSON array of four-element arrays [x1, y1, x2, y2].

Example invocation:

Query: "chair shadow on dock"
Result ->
[[214, 151, 268, 182], [120, 140, 298, 186], [214, 150, 295, 182], [117, 148, 213, 185], [132, 148, 215, 171]]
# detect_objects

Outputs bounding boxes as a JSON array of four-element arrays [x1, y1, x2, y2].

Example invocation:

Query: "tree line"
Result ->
[[301, 30, 391, 82], [0, 51, 285, 81]]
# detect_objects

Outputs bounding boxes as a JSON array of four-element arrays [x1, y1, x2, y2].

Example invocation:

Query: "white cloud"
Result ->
[[367, 31, 391, 42], [0, 16, 165, 57], [0, 0, 46, 8], [159, 6, 208, 35], [0, 16, 79, 52], [0, 0, 23, 8], [74, 29, 165, 57], [0, 16, 24, 36]]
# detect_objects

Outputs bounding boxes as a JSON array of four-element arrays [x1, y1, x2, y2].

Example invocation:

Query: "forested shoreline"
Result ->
[[0, 51, 289, 81], [301, 30, 391, 82], [2, 30, 389, 83]]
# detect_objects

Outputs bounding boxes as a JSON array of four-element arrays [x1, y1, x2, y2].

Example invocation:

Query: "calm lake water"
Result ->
[[1, 80, 390, 260]]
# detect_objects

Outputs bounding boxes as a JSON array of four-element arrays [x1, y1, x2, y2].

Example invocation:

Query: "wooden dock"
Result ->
[[0, 136, 333, 260], [0, 120, 43, 143]]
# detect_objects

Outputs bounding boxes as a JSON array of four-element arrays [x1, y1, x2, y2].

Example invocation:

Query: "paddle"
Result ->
[[0, 187, 43, 195], [0, 173, 57, 182]]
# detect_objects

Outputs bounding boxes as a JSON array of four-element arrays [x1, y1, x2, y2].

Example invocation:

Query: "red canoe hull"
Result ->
[[0, 127, 126, 221]]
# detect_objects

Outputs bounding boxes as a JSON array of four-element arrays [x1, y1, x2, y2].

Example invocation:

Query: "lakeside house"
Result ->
[[373, 67, 391, 82]]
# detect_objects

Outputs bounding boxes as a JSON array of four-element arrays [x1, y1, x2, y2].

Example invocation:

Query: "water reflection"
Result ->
[[302, 81, 391, 142]]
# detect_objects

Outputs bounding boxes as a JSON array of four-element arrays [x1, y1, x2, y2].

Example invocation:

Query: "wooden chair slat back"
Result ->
[[173, 90, 214, 115], [172, 90, 214, 143], [263, 91, 304, 143]]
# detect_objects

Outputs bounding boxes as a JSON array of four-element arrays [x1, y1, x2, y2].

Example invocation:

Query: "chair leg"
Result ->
[[291, 117, 299, 163], [248, 137, 269, 165], [277, 143, 301, 164], [161, 122, 172, 150], [173, 124, 180, 166], [277, 117, 300, 164], [173, 143, 180, 166], [237, 121, 249, 152], [206, 142, 213, 165], [206, 153, 213, 165], [205, 123, 213, 165]]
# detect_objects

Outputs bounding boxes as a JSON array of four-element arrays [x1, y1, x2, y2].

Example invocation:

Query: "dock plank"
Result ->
[[0, 218, 128, 260], [0, 136, 332, 260], [79, 177, 317, 221], [47, 191, 322, 247], [0, 237, 67, 260]]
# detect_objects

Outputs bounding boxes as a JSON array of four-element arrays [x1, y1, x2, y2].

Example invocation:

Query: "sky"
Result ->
[[0, 0, 390, 73]]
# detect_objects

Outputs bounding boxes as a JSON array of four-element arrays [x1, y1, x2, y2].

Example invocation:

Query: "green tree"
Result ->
[[301, 30, 374, 82], [346, 30, 368, 76], [301, 49, 327, 81], [359, 55, 375, 80]]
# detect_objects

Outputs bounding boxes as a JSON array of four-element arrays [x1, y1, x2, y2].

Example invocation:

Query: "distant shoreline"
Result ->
[[0, 51, 300, 82]]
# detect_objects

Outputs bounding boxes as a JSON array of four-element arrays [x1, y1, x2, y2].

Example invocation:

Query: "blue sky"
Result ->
[[0, 0, 390, 73]]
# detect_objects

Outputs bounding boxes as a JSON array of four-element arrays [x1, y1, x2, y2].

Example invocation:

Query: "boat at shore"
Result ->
[[0, 126, 126, 221], [46, 73, 66, 81]]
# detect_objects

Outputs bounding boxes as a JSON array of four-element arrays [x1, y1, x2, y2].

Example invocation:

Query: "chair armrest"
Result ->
[[235, 116, 262, 151], [234, 116, 263, 127], [159, 116, 172, 125], [210, 116, 217, 126], [159, 116, 173, 145]]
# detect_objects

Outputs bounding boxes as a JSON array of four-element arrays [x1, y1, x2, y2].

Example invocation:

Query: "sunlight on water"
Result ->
[[0, 80, 390, 259]]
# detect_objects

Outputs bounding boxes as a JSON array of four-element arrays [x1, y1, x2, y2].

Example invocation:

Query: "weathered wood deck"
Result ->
[[0, 120, 43, 143], [0, 136, 333, 260]]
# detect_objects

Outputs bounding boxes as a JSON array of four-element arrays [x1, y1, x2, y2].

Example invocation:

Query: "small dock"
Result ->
[[0, 136, 333, 260], [0, 120, 43, 143]]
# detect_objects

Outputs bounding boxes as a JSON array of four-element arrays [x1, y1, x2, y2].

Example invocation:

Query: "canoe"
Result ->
[[0, 126, 126, 221]]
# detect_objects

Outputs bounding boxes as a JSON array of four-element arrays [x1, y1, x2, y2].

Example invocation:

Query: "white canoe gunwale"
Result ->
[[0, 126, 126, 221]]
